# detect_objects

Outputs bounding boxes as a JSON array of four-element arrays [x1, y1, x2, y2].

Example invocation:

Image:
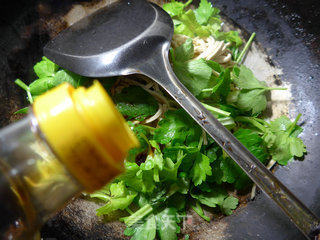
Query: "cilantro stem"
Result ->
[[202, 103, 231, 117], [236, 32, 256, 64], [140, 125, 156, 131], [27, 91, 34, 104], [264, 87, 287, 91], [218, 117, 235, 128], [122, 204, 153, 227], [126, 207, 134, 215], [287, 114, 302, 135], [15, 79, 33, 103], [198, 134, 203, 150], [14, 107, 29, 114], [253, 117, 271, 127], [15, 79, 29, 91], [235, 116, 266, 132], [201, 88, 213, 93], [191, 200, 210, 222], [184, 0, 193, 7], [169, 48, 175, 62]]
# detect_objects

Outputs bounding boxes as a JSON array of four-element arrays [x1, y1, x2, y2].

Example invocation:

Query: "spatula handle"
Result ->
[[139, 48, 320, 239]]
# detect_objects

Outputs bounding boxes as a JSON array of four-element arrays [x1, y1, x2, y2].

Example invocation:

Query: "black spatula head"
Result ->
[[44, 0, 173, 77]]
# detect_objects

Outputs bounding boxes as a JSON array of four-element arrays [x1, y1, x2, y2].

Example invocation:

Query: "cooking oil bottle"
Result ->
[[0, 81, 139, 239]]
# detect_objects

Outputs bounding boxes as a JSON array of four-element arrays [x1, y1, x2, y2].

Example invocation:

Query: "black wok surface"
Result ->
[[0, 0, 319, 239]]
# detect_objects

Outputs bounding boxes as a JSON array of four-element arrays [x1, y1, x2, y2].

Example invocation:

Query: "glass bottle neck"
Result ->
[[0, 112, 83, 239]]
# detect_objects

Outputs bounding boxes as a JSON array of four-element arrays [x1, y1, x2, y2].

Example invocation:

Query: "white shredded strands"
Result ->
[[250, 159, 277, 200], [144, 104, 163, 124], [250, 184, 257, 200], [111, 32, 235, 125], [172, 34, 234, 67]]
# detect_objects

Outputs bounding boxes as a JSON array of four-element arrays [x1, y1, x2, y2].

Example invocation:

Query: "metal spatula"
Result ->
[[43, 0, 319, 238]]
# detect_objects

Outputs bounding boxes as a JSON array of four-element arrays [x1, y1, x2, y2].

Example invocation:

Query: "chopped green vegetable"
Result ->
[[174, 10, 211, 37], [190, 153, 212, 186], [220, 196, 239, 215], [231, 65, 286, 114], [163, 0, 192, 17], [236, 115, 306, 165], [91, 181, 137, 216], [173, 54, 215, 96], [33, 56, 59, 78], [153, 109, 201, 146]]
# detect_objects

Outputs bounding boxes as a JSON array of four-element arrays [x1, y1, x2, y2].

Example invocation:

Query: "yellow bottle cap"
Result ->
[[33, 81, 139, 192]]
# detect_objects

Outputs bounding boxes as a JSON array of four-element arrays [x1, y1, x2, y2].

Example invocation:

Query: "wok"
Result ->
[[0, 0, 319, 239]]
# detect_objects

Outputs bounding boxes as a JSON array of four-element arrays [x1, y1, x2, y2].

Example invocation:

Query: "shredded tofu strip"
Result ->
[[172, 34, 234, 67]]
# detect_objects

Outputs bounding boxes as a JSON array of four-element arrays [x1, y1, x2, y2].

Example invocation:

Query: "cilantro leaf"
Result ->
[[190, 152, 212, 186], [174, 38, 194, 62], [195, 0, 218, 25], [236, 89, 267, 115], [191, 186, 238, 215], [220, 196, 238, 215], [153, 109, 201, 146], [269, 116, 302, 136], [173, 58, 214, 96], [232, 66, 269, 114], [29, 69, 88, 96], [234, 129, 268, 163], [236, 115, 306, 165], [210, 65, 231, 100], [91, 181, 137, 216], [162, 0, 192, 17], [215, 31, 243, 47], [233, 65, 267, 90], [140, 140, 164, 182], [160, 150, 185, 181], [114, 86, 158, 121], [174, 10, 211, 37], [33, 56, 59, 78], [220, 128, 268, 189], [267, 115, 306, 165], [154, 109, 189, 145], [191, 186, 227, 207], [208, 157, 224, 184], [155, 208, 180, 240], [119, 162, 156, 193], [171, 146, 199, 173], [232, 65, 286, 115], [53, 69, 88, 87]]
